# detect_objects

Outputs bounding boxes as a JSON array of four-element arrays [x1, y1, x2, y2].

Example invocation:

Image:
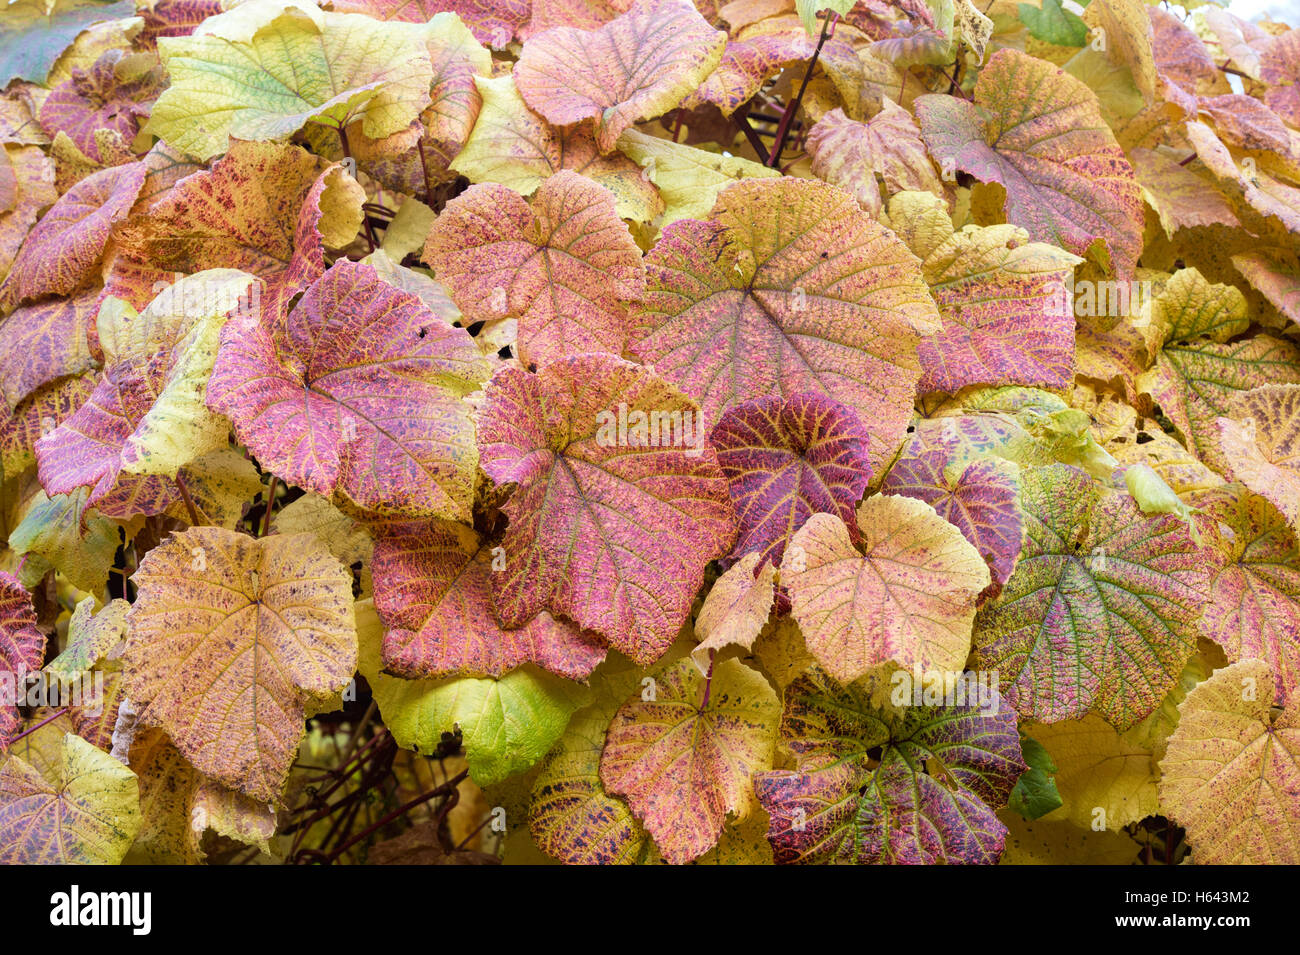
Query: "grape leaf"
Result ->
[[477, 354, 736, 665], [0, 572, 45, 748], [885, 190, 1081, 395], [782, 495, 990, 684], [1138, 334, 1300, 473], [1195, 486, 1300, 704], [449, 75, 661, 223], [356, 598, 588, 785], [754, 668, 1026, 864], [424, 170, 645, 368], [1028, 714, 1158, 829], [146, 5, 435, 161], [1006, 735, 1061, 820], [0, 0, 135, 85], [372, 519, 607, 679], [0, 287, 100, 411], [0, 733, 140, 864], [8, 488, 120, 594], [1215, 385, 1300, 537], [600, 657, 779, 864], [1159, 659, 1300, 864], [1260, 29, 1300, 129], [881, 422, 1024, 599], [804, 104, 943, 216], [124, 526, 358, 801], [106, 140, 364, 318], [914, 48, 1143, 278], [707, 391, 873, 569], [692, 552, 777, 671], [1231, 249, 1300, 329], [974, 464, 1206, 729], [208, 260, 488, 520], [1150, 267, 1248, 346], [37, 49, 163, 163], [331, 0, 529, 48], [1018, 0, 1086, 47], [630, 176, 939, 474], [529, 658, 648, 864], [0, 160, 145, 310], [514, 0, 726, 153]]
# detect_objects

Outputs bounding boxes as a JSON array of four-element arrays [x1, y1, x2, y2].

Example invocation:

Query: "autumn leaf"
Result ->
[[0, 287, 100, 411], [208, 259, 488, 520], [37, 49, 163, 163], [973, 464, 1207, 729], [600, 657, 779, 864], [477, 354, 736, 664], [1214, 385, 1300, 538], [146, 5, 436, 160], [630, 176, 938, 474], [915, 48, 1143, 278], [692, 552, 776, 670], [1159, 659, 1300, 864], [881, 420, 1024, 599], [805, 104, 943, 216], [0, 733, 141, 863], [372, 519, 606, 679], [124, 526, 357, 801], [424, 170, 645, 368], [754, 668, 1026, 864], [0, 572, 45, 748], [514, 0, 726, 153], [707, 391, 873, 568], [782, 495, 989, 684]]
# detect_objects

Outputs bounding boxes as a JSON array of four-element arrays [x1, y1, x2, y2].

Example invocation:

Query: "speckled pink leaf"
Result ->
[[0, 572, 45, 749], [1260, 29, 1300, 128], [331, 0, 530, 47], [0, 161, 146, 310], [805, 104, 942, 216], [781, 496, 990, 685], [208, 260, 487, 520], [477, 354, 736, 664], [514, 0, 726, 152], [372, 520, 606, 679], [37, 50, 163, 162], [1232, 248, 1300, 329], [105, 141, 362, 317], [973, 464, 1207, 730], [1195, 486, 1300, 703], [0, 374, 96, 476], [136, 0, 224, 49], [707, 391, 872, 568], [423, 171, 644, 368], [914, 49, 1143, 278], [630, 176, 938, 475], [754, 667, 1025, 864], [882, 422, 1024, 600], [0, 287, 100, 411], [683, 32, 816, 115], [1215, 384, 1300, 536], [600, 657, 779, 864]]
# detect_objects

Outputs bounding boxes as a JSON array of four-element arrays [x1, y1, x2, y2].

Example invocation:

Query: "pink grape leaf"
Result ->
[[781, 495, 990, 685], [973, 464, 1207, 730], [914, 48, 1144, 278], [208, 260, 488, 520], [753, 667, 1026, 864], [0, 286, 100, 411], [600, 657, 779, 864], [707, 391, 873, 568], [136, 0, 225, 49], [881, 422, 1024, 600], [1215, 384, 1300, 536], [1195, 486, 1300, 704], [125, 526, 357, 801], [372, 519, 607, 680], [0, 572, 45, 749], [106, 141, 363, 316], [630, 176, 939, 475], [1130, 148, 1241, 237], [884, 191, 1080, 395], [423, 170, 645, 368], [692, 551, 777, 670], [37, 50, 164, 163], [514, 0, 726, 153], [1260, 29, 1300, 128], [0, 374, 96, 477], [682, 33, 816, 116], [1231, 248, 1300, 329], [0, 161, 146, 310], [477, 354, 737, 664], [805, 104, 943, 216], [331, 0, 530, 47], [1157, 659, 1300, 864]]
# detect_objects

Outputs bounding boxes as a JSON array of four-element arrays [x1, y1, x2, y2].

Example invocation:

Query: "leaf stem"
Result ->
[[8, 707, 69, 745], [260, 476, 278, 538], [768, 12, 838, 168], [734, 106, 771, 164], [173, 473, 203, 526]]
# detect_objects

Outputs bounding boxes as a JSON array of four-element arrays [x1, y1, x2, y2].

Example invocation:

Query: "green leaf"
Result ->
[[1007, 735, 1063, 820], [1018, 0, 1088, 47]]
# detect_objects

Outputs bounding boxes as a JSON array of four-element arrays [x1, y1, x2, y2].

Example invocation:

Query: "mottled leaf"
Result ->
[[0, 0, 135, 85], [692, 552, 776, 671], [0, 572, 45, 748]]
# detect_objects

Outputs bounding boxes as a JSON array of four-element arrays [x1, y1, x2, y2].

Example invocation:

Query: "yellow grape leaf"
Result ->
[[1030, 714, 1159, 830], [692, 552, 776, 673]]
